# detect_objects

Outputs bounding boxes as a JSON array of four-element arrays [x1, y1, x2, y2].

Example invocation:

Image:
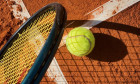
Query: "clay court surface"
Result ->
[[0, 0, 140, 84]]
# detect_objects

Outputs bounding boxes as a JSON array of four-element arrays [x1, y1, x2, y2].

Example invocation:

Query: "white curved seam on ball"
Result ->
[[67, 35, 91, 56]]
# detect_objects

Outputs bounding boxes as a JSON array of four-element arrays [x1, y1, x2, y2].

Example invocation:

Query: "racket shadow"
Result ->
[[66, 20, 140, 62], [66, 20, 140, 35]]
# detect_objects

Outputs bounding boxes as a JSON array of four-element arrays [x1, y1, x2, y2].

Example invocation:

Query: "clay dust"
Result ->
[[0, 0, 22, 49], [1, 0, 139, 83], [23, 0, 140, 83]]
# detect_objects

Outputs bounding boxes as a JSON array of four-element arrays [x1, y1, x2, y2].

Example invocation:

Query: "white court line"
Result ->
[[59, 0, 140, 48], [10, 0, 68, 84], [9, 0, 30, 21], [9, 0, 139, 83], [83, 0, 140, 29]]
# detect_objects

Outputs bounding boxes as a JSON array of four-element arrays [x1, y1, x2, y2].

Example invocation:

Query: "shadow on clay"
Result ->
[[66, 20, 140, 35], [66, 20, 140, 62], [87, 33, 128, 62]]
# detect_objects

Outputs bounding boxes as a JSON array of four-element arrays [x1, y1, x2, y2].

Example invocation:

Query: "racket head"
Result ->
[[0, 3, 66, 84]]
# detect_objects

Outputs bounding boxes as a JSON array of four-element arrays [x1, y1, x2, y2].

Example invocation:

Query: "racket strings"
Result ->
[[0, 8, 56, 84]]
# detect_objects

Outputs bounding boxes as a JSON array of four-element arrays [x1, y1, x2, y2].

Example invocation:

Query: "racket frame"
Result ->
[[0, 3, 67, 84]]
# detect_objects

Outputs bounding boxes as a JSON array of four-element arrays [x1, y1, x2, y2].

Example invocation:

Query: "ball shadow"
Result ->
[[87, 33, 128, 62]]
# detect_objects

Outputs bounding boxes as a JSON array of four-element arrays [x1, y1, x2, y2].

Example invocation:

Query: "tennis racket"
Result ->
[[0, 3, 66, 84]]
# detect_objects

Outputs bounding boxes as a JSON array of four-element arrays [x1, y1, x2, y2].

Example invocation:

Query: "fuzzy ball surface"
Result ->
[[66, 27, 95, 57]]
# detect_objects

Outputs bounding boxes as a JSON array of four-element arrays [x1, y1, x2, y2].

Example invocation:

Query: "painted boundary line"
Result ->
[[59, 0, 140, 48], [10, 0, 68, 84], [9, 0, 140, 83]]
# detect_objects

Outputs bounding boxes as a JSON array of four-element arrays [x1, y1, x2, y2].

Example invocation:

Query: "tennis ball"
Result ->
[[66, 27, 95, 57]]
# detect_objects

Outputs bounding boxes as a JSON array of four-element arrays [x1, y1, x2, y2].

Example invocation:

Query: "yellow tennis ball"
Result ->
[[66, 27, 95, 57]]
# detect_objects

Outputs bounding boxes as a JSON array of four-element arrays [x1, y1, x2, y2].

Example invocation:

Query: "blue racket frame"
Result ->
[[0, 3, 67, 84]]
